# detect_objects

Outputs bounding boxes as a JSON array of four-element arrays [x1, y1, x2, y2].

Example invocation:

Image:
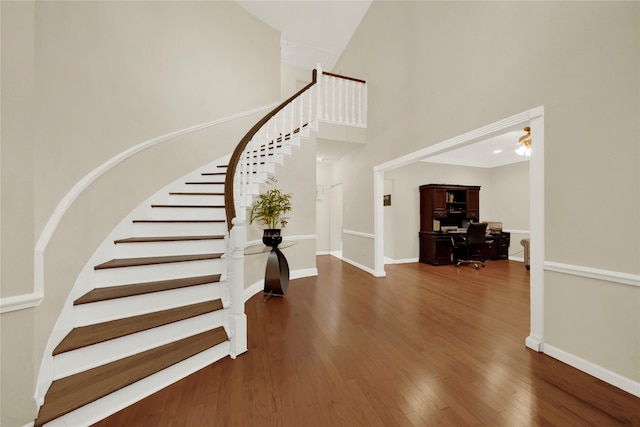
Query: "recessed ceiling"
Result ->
[[420, 131, 530, 168], [236, 1, 372, 70]]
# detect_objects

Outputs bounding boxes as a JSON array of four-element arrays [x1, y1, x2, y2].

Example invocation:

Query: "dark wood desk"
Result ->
[[419, 231, 510, 265]]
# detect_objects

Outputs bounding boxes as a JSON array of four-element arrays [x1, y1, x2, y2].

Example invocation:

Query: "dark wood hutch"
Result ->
[[418, 184, 509, 265]]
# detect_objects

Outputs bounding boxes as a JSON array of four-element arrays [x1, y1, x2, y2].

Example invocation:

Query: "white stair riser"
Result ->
[[167, 194, 225, 205], [244, 162, 275, 176], [250, 153, 283, 165], [279, 145, 293, 156], [239, 171, 268, 184], [183, 183, 225, 192], [115, 239, 226, 258], [93, 258, 222, 288], [150, 207, 226, 221], [54, 310, 227, 380], [76, 282, 225, 326], [45, 342, 230, 427], [132, 221, 227, 237], [189, 175, 225, 183]]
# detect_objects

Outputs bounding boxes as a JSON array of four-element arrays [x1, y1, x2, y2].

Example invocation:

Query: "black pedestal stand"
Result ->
[[263, 246, 289, 301]]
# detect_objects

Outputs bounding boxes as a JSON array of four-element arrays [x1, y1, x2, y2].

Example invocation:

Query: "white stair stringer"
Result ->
[[44, 342, 230, 427], [35, 155, 234, 424]]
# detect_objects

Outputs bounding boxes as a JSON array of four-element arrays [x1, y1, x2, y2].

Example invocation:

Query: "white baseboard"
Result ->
[[316, 251, 331, 255], [525, 335, 543, 351], [385, 257, 418, 264], [291, 268, 318, 280], [543, 343, 640, 398], [340, 256, 376, 275]]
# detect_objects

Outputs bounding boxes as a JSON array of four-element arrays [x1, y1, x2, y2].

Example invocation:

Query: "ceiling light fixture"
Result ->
[[516, 126, 531, 156]]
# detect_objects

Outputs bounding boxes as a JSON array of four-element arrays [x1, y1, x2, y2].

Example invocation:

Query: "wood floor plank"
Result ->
[[92, 257, 640, 426]]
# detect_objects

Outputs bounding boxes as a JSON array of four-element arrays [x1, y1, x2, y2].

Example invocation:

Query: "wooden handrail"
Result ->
[[224, 69, 318, 230], [322, 71, 366, 84]]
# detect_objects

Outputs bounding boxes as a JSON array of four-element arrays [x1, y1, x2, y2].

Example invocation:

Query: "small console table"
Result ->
[[245, 241, 296, 300]]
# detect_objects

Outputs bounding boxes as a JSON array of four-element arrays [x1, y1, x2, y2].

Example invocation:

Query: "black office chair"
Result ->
[[451, 222, 488, 269]]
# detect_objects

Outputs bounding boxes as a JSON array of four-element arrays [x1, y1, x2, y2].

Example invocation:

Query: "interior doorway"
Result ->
[[373, 107, 545, 352]]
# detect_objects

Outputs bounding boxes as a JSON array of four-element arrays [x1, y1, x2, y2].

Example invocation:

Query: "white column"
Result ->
[[526, 107, 545, 352], [228, 217, 247, 358]]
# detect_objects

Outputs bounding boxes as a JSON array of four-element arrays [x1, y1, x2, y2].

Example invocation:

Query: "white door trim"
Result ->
[[373, 106, 545, 352]]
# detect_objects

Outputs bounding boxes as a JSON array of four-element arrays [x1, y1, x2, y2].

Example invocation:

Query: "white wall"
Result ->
[[334, 1, 639, 388]]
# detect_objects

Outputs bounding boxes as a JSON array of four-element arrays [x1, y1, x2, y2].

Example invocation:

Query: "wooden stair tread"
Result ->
[[54, 300, 224, 355], [132, 219, 225, 223], [35, 328, 228, 426], [94, 253, 222, 270], [150, 204, 225, 208], [74, 274, 221, 305], [114, 235, 224, 243], [169, 192, 224, 195], [201, 172, 226, 176]]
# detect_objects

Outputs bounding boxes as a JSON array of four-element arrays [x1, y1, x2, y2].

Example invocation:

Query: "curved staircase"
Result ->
[[34, 66, 367, 426], [35, 163, 233, 427]]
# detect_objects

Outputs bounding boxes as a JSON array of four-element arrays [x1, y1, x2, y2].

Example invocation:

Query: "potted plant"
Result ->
[[249, 178, 292, 248]]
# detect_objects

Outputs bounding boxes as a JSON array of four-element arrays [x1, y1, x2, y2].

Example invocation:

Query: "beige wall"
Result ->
[[334, 1, 639, 385], [1, 1, 280, 425], [316, 161, 332, 253]]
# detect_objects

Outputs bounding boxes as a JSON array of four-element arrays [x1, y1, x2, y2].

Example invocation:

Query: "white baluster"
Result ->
[[290, 100, 295, 140], [338, 77, 343, 122], [280, 110, 286, 146], [331, 77, 336, 122], [357, 83, 363, 125], [351, 81, 356, 125], [299, 94, 304, 133], [308, 85, 313, 128], [316, 65, 323, 122], [363, 83, 368, 126]]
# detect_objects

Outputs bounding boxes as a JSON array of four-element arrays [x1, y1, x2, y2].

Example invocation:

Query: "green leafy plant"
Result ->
[[249, 179, 292, 229]]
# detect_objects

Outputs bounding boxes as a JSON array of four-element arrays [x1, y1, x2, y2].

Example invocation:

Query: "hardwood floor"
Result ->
[[93, 256, 640, 426]]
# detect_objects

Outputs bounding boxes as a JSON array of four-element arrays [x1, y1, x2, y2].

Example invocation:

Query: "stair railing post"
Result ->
[[315, 64, 323, 122], [228, 217, 247, 358]]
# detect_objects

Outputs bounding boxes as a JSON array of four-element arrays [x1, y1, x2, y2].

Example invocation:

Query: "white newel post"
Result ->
[[228, 217, 247, 358]]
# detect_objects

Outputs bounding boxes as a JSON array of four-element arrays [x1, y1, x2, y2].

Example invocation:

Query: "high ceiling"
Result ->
[[236, 1, 372, 71], [420, 130, 530, 169], [236, 1, 529, 169]]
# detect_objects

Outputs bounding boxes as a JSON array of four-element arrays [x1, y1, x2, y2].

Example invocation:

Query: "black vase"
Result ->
[[262, 229, 282, 248]]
